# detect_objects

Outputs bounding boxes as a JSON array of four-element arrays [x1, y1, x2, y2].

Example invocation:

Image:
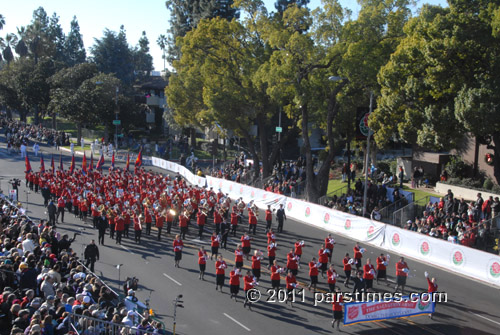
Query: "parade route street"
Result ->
[[1, 146, 500, 335]]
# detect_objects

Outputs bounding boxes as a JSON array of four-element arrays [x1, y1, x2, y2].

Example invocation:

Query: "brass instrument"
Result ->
[[97, 204, 106, 213], [236, 198, 245, 211], [143, 197, 151, 207]]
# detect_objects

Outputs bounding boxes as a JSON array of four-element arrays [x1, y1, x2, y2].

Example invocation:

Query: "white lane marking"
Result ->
[[163, 273, 182, 286], [121, 245, 133, 254], [223, 313, 251, 332], [190, 238, 207, 244], [471, 312, 500, 326]]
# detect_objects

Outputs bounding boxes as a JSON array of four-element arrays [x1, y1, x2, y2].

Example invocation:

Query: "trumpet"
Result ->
[[143, 198, 151, 207], [97, 204, 106, 213]]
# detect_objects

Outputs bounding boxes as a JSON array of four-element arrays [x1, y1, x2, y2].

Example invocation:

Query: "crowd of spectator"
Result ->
[[403, 190, 500, 251], [209, 153, 307, 198], [1, 118, 70, 154], [325, 179, 408, 219], [0, 196, 165, 335]]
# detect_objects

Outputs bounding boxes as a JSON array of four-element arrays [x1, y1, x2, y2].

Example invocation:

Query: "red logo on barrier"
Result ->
[[420, 241, 430, 256], [348, 306, 359, 319], [219, 181, 222, 189], [391, 233, 400, 247], [263, 193, 267, 200], [345, 219, 351, 230], [367, 225, 375, 238], [287, 202, 293, 211], [453, 251, 464, 266], [490, 262, 500, 278], [251, 190, 255, 198], [239, 186, 243, 194], [324, 213, 330, 223], [305, 207, 311, 217]]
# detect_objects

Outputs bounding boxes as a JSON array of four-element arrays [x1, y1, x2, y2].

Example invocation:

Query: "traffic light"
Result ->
[[485, 153, 494, 166]]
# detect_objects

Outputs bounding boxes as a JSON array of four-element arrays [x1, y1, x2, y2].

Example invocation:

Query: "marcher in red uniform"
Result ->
[[248, 209, 257, 235], [229, 268, 242, 300], [308, 257, 319, 292], [270, 260, 282, 292], [178, 212, 188, 239], [327, 264, 338, 292], [198, 246, 208, 280], [331, 288, 344, 331], [155, 211, 165, 241], [353, 242, 363, 271], [243, 270, 258, 309], [215, 255, 227, 292], [235, 245, 244, 269], [267, 229, 276, 244], [144, 206, 152, 235], [57, 196, 66, 223], [425, 271, 438, 319], [173, 235, 184, 268], [267, 240, 277, 269], [230, 209, 239, 236], [287, 249, 299, 276], [395, 257, 409, 294], [376, 253, 389, 285], [343, 253, 353, 288], [285, 271, 297, 307], [318, 244, 329, 278], [325, 234, 335, 262], [363, 258, 376, 292], [115, 215, 125, 245], [265, 205, 273, 230], [294, 240, 305, 268], [251, 250, 263, 280], [196, 210, 206, 239], [240, 233, 252, 260], [210, 232, 220, 260], [134, 214, 143, 244]]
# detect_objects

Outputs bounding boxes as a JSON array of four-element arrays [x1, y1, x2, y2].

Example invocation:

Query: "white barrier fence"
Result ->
[[152, 157, 500, 288]]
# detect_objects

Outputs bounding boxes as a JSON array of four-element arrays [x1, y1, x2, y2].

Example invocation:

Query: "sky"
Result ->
[[1, 0, 448, 72]]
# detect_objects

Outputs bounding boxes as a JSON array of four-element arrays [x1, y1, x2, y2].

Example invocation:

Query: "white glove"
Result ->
[[424, 271, 429, 278]]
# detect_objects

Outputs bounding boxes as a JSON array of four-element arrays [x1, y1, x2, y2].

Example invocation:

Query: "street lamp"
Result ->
[[362, 91, 374, 217], [328, 75, 352, 190]]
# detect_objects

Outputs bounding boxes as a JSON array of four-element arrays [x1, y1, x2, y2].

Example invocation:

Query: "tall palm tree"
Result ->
[[0, 14, 5, 30], [157, 34, 167, 72], [0, 33, 18, 63], [15, 26, 28, 57]]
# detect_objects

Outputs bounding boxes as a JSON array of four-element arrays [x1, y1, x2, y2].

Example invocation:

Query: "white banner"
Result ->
[[155, 158, 500, 288], [385, 225, 500, 286], [344, 296, 435, 325]]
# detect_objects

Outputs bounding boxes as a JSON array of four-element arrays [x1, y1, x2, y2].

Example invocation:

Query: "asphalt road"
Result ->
[[1, 139, 499, 335]]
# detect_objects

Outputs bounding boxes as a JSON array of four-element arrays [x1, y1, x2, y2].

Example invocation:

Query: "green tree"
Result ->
[[0, 33, 18, 63], [91, 25, 134, 85], [15, 27, 29, 57], [0, 14, 5, 30], [157, 33, 168, 71], [165, 0, 239, 64], [274, 0, 309, 15], [64, 16, 86, 66], [132, 31, 153, 80], [371, 0, 500, 184]]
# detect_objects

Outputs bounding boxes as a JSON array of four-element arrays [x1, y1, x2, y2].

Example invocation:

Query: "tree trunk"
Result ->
[[34, 105, 40, 125], [301, 104, 321, 203], [241, 128, 260, 182], [190, 127, 196, 149], [52, 112, 57, 130], [473, 136, 480, 177], [77, 124, 82, 146], [257, 116, 270, 178], [492, 132, 500, 186]]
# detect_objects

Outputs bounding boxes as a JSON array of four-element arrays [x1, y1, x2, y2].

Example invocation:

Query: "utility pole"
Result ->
[[362, 91, 373, 217]]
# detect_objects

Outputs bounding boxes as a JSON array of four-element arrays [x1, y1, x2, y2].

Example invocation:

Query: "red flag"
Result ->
[[96, 154, 105, 170], [69, 155, 75, 174], [126, 153, 130, 172], [134, 149, 142, 174], [25, 155, 32, 173], [82, 153, 87, 174], [51, 155, 55, 172], [40, 154, 45, 173], [89, 152, 94, 172], [111, 152, 115, 169]]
